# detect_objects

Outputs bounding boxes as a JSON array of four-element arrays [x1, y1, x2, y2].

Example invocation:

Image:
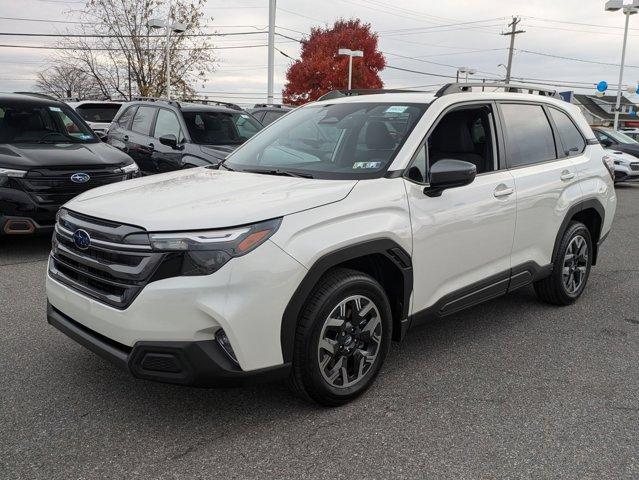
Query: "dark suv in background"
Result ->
[[0, 93, 138, 236], [107, 98, 263, 175], [248, 104, 293, 126]]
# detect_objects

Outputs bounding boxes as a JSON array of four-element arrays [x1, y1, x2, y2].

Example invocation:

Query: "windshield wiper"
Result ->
[[242, 168, 314, 179]]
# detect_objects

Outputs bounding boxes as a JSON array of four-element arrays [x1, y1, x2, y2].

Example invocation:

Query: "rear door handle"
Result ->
[[560, 170, 575, 181], [494, 184, 514, 198]]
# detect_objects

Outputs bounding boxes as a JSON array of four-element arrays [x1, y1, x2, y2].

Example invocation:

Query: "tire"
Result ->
[[288, 268, 393, 406], [534, 221, 593, 306]]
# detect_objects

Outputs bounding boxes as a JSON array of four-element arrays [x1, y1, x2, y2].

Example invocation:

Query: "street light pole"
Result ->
[[148, 2, 185, 101], [338, 48, 363, 90], [606, 0, 639, 130], [165, 0, 172, 100]]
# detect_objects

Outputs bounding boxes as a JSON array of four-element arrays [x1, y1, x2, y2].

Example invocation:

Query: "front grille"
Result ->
[[49, 209, 166, 309], [630, 163, 639, 171], [17, 166, 129, 206]]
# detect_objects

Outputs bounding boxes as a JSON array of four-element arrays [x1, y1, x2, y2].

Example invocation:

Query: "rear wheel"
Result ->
[[534, 221, 592, 306], [288, 268, 392, 406]]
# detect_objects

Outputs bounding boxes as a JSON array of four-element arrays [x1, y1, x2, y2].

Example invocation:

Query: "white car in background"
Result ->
[[66, 101, 122, 137], [606, 148, 639, 183]]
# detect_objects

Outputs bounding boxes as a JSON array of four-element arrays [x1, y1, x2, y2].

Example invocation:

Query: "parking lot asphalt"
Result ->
[[1, 186, 638, 480]]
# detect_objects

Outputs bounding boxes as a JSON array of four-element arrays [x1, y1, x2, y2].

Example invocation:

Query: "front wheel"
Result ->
[[534, 221, 593, 306], [288, 268, 392, 406]]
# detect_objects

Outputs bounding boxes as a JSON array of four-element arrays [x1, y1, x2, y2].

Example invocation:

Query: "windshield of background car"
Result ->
[[0, 102, 97, 144], [224, 102, 428, 179], [606, 129, 639, 145], [183, 111, 262, 145], [75, 104, 121, 123]]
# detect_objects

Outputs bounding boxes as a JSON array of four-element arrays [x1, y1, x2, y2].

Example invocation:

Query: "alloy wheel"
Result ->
[[317, 295, 382, 389], [562, 235, 589, 295]]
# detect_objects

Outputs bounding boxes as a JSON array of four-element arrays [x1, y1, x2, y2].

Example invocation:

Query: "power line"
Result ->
[[517, 49, 639, 69]]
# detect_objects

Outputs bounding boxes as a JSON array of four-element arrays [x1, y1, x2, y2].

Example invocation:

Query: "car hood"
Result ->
[[65, 167, 357, 231], [609, 143, 639, 158], [0, 142, 131, 170], [607, 148, 637, 164]]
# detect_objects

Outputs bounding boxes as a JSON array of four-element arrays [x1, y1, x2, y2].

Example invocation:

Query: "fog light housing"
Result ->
[[215, 329, 239, 366]]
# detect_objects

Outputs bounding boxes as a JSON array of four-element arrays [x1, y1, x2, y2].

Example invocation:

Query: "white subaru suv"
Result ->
[[46, 84, 616, 406]]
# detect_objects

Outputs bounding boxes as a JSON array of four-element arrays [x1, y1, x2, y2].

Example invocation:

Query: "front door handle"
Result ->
[[560, 170, 575, 181], [494, 184, 514, 198]]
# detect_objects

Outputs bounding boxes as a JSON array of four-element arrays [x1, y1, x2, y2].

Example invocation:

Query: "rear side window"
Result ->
[[500, 103, 556, 167], [116, 106, 136, 128], [549, 108, 585, 156], [131, 106, 156, 135]]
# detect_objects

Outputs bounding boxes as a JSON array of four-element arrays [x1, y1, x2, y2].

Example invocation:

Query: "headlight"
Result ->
[[149, 218, 282, 276], [602, 155, 615, 180], [114, 163, 139, 174], [0, 168, 27, 178]]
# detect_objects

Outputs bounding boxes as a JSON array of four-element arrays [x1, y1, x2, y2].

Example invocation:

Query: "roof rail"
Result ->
[[317, 88, 423, 101], [434, 82, 560, 98], [131, 96, 182, 107], [13, 91, 60, 101], [252, 103, 291, 109], [180, 98, 243, 111]]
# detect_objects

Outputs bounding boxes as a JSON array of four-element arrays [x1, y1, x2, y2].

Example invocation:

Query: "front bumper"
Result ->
[[614, 167, 639, 183], [47, 238, 308, 372], [47, 303, 291, 387]]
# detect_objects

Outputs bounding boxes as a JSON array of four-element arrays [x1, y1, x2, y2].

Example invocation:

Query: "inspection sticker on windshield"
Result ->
[[48, 106, 62, 112], [385, 106, 408, 114], [353, 161, 382, 170]]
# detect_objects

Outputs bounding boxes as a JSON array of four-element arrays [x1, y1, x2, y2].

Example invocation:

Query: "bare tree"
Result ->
[[35, 64, 105, 99], [37, 0, 215, 99]]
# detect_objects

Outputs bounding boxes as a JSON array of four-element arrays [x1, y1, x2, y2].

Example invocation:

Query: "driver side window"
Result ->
[[406, 103, 497, 184]]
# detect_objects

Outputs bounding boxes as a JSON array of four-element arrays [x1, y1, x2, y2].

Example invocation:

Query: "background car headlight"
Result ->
[[0, 168, 26, 187], [149, 218, 282, 276], [0, 168, 27, 178], [114, 163, 139, 174]]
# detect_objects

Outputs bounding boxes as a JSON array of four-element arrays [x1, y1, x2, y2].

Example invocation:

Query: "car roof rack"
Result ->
[[180, 98, 243, 111], [252, 103, 291, 108], [13, 91, 60, 102], [317, 89, 423, 101], [131, 96, 182, 107], [434, 82, 560, 98]]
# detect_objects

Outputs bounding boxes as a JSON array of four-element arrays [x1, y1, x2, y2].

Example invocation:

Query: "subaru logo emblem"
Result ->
[[70, 172, 90, 184], [73, 229, 91, 250]]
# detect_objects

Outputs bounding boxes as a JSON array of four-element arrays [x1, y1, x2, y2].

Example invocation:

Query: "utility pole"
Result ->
[[501, 16, 525, 84], [267, 0, 276, 105]]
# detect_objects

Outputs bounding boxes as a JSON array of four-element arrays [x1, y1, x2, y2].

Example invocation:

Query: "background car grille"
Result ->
[[630, 163, 639, 171], [17, 166, 129, 206], [49, 209, 165, 309]]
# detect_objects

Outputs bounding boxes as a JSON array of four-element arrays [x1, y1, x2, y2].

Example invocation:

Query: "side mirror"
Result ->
[[96, 131, 108, 142], [424, 159, 477, 197], [159, 134, 179, 149], [600, 138, 613, 148]]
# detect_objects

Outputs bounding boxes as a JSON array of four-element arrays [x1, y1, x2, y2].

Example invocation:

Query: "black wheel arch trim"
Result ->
[[280, 238, 413, 363], [552, 199, 606, 266]]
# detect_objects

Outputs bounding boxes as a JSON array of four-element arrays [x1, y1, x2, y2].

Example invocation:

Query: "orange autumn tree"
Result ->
[[282, 19, 386, 105]]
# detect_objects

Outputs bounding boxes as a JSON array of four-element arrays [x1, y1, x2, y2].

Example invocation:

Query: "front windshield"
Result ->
[[75, 103, 121, 123], [224, 102, 428, 179], [183, 111, 262, 145], [0, 102, 97, 144], [606, 129, 638, 145]]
